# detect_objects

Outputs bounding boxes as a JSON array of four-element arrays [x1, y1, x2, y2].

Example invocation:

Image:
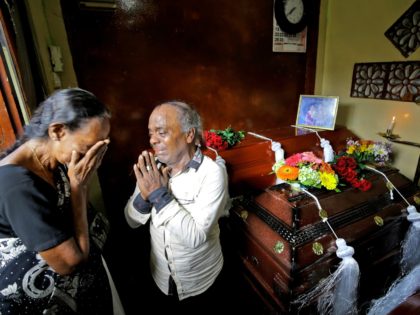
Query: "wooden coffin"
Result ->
[[229, 171, 419, 312], [212, 127, 420, 314], [205, 125, 356, 197]]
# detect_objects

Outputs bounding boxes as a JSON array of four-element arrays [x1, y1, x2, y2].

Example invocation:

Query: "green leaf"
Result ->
[[212, 126, 245, 147]]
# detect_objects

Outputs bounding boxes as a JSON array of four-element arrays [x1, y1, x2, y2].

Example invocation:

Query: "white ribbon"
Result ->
[[291, 125, 334, 163], [293, 187, 360, 315], [271, 141, 284, 162], [365, 166, 420, 314], [320, 138, 334, 163]]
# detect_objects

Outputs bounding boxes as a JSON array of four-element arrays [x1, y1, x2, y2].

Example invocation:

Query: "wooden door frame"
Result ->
[[0, 7, 30, 151]]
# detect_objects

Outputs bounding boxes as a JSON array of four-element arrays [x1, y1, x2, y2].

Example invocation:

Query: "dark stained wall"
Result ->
[[61, 0, 319, 194], [60, 1, 319, 312]]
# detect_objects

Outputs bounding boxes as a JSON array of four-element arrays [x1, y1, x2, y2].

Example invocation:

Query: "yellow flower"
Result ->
[[320, 172, 338, 190], [346, 146, 356, 154], [276, 165, 299, 180], [359, 140, 373, 152]]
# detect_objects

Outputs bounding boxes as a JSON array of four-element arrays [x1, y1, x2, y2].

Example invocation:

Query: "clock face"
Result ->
[[284, 0, 304, 24], [274, 0, 308, 34]]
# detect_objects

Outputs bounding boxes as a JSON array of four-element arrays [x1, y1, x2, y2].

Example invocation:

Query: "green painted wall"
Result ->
[[316, 0, 420, 181]]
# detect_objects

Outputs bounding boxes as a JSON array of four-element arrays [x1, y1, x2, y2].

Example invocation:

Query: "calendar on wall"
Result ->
[[272, 15, 307, 53]]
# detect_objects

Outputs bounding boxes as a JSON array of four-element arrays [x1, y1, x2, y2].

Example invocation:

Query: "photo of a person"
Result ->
[[296, 95, 339, 130]]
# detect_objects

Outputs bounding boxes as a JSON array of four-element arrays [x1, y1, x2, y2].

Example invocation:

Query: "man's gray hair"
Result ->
[[162, 101, 203, 145]]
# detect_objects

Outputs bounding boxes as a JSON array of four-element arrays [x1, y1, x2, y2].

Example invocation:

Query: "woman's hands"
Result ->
[[133, 151, 170, 200], [64, 139, 110, 269], [67, 139, 110, 188]]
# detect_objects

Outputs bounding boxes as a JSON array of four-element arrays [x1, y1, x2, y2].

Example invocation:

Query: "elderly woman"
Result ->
[[0, 88, 121, 314]]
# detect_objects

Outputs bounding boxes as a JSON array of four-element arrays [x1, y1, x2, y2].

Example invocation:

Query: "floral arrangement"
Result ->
[[272, 138, 392, 193], [204, 126, 245, 151], [272, 151, 340, 191], [331, 138, 392, 192], [343, 138, 392, 165], [332, 155, 372, 191]]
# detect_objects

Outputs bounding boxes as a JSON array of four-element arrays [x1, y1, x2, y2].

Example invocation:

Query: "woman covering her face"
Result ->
[[0, 88, 122, 314]]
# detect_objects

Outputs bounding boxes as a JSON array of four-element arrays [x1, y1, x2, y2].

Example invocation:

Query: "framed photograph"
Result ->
[[295, 95, 339, 130], [295, 128, 312, 136]]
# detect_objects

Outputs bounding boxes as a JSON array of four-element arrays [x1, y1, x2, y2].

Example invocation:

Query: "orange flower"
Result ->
[[319, 162, 335, 174], [276, 165, 299, 180]]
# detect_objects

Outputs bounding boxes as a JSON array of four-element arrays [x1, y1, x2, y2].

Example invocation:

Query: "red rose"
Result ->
[[358, 179, 372, 191], [335, 157, 348, 169], [334, 166, 345, 175], [345, 168, 358, 182], [204, 131, 228, 150], [346, 157, 358, 169], [333, 162, 347, 175], [350, 179, 361, 189]]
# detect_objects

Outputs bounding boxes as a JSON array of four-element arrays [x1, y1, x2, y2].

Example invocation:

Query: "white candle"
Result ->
[[386, 116, 396, 135]]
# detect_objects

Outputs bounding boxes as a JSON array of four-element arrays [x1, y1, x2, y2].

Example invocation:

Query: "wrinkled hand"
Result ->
[[67, 139, 110, 187], [133, 150, 170, 200]]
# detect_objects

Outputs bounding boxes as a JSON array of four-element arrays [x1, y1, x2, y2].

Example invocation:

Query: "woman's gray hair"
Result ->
[[161, 101, 203, 146]]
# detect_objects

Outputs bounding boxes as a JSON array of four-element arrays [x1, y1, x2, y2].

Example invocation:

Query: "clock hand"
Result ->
[[287, 7, 296, 16]]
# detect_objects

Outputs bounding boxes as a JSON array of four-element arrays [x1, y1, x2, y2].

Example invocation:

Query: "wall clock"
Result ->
[[274, 0, 309, 34]]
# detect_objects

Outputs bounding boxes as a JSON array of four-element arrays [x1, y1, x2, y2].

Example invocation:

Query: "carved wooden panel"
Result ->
[[350, 61, 420, 103], [385, 1, 420, 58]]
